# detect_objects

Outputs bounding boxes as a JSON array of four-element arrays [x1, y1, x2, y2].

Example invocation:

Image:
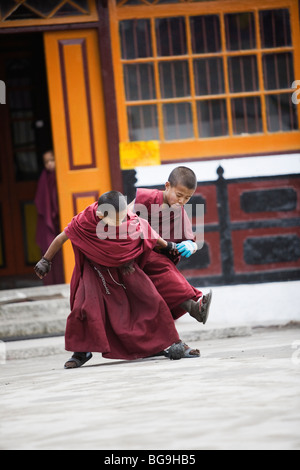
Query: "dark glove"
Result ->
[[167, 242, 178, 253], [34, 257, 52, 279]]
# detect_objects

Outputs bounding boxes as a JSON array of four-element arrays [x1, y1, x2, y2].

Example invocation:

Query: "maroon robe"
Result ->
[[135, 188, 202, 319], [35, 169, 64, 285], [64, 203, 180, 359]]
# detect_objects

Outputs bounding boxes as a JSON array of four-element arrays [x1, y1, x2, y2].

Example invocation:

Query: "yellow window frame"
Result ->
[[110, 0, 300, 161]]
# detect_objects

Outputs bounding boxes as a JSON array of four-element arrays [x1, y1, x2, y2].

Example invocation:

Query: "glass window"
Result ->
[[228, 55, 259, 93], [263, 53, 294, 90], [6, 57, 39, 181], [159, 61, 190, 99], [0, 0, 91, 21], [194, 58, 225, 95], [124, 63, 156, 101], [225, 12, 256, 51], [116, 5, 299, 149], [266, 94, 298, 132], [163, 103, 194, 140], [120, 19, 152, 59], [231, 97, 263, 135], [127, 105, 159, 141], [190, 15, 221, 54], [197, 99, 228, 138], [156, 17, 187, 56], [260, 9, 292, 48]]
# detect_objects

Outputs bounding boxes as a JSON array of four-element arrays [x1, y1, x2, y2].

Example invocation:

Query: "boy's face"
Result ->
[[164, 182, 195, 207], [43, 151, 55, 172], [96, 207, 128, 226]]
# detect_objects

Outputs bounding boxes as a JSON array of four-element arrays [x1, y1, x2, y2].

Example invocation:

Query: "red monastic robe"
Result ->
[[64, 203, 180, 359], [135, 188, 202, 319]]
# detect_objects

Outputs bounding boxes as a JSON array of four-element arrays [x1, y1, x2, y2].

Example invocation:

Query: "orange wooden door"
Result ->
[[44, 29, 112, 283]]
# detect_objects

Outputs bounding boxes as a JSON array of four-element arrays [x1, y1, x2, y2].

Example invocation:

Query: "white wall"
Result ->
[[135, 153, 300, 186]]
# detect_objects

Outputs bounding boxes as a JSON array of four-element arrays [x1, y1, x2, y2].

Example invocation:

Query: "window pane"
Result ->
[[263, 53, 294, 90], [12, 119, 35, 147], [15, 151, 39, 181], [2, 0, 89, 20], [127, 105, 159, 141], [228, 55, 259, 93], [159, 61, 190, 98], [231, 97, 262, 134], [194, 58, 224, 95], [120, 19, 152, 59], [156, 17, 187, 56], [260, 9, 291, 48], [190, 15, 221, 54], [266, 94, 298, 132], [197, 99, 228, 138], [26, 1, 67, 16], [163, 103, 194, 140], [225, 13, 256, 50], [124, 63, 156, 101], [0, 0, 15, 19]]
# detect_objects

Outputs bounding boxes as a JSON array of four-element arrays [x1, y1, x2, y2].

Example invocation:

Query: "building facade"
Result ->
[[0, 0, 299, 287]]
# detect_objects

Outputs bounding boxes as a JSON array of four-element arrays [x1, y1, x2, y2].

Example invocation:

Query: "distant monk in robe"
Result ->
[[34, 150, 64, 285], [34, 191, 187, 368]]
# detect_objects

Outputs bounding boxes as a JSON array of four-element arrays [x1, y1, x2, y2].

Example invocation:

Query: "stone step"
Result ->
[[0, 298, 69, 320], [0, 284, 70, 340]]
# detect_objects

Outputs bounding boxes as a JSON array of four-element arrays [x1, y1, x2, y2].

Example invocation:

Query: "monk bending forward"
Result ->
[[34, 191, 190, 368]]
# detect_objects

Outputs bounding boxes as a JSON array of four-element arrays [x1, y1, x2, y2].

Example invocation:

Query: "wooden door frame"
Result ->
[[0, 39, 46, 276], [0, 1, 123, 194]]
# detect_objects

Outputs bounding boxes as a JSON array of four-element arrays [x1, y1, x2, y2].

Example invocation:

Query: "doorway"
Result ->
[[0, 33, 54, 288]]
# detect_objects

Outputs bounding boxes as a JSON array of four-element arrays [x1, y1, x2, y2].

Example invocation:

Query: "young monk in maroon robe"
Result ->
[[34, 191, 187, 368], [34, 150, 64, 285], [129, 167, 212, 334]]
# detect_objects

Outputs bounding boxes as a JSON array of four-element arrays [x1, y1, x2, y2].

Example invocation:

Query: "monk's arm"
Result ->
[[156, 237, 177, 253], [43, 231, 69, 262], [34, 231, 69, 279]]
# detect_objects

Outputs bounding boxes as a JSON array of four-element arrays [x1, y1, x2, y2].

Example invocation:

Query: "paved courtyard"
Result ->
[[1, 326, 299, 450]]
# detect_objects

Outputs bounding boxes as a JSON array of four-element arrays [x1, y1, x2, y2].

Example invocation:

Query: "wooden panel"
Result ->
[[44, 29, 112, 283], [228, 178, 300, 222], [59, 38, 96, 170], [232, 227, 300, 274]]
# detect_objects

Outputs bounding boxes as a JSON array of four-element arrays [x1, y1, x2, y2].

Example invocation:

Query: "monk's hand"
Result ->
[[121, 263, 135, 275], [176, 241, 197, 258], [34, 257, 52, 279], [166, 242, 178, 256]]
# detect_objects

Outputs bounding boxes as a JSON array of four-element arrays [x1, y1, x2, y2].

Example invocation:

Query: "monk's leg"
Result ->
[[143, 251, 203, 320]]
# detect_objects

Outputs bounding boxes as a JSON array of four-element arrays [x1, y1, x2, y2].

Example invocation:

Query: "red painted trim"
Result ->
[[97, 0, 123, 192]]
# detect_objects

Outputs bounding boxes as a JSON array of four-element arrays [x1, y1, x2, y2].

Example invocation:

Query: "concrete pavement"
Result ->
[[1, 326, 300, 450], [1, 280, 300, 450]]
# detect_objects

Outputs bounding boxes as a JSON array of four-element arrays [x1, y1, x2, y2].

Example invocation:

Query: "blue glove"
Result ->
[[176, 241, 197, 258]]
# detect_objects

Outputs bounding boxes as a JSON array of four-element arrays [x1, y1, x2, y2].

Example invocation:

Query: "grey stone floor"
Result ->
[[1, 327, 299, 450]]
